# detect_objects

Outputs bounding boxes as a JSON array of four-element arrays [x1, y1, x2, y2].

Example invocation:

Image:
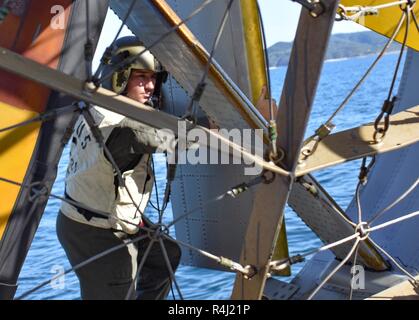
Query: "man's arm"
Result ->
[[118, 117, 171, 154]]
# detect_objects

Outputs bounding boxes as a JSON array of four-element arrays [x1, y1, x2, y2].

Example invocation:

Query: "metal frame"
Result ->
[[231, 0, 340, 299], [296, 105, 419, 177]]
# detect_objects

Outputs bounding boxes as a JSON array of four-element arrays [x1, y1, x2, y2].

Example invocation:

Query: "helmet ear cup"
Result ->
[[112, 68, 131, 94], [111, 49, 132, 94]]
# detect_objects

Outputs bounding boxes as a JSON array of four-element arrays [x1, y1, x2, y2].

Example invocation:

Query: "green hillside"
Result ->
[[268, 31, 401, 67]]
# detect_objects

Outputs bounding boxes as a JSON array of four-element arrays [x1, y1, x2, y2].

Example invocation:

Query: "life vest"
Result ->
[[60, 106, 154, 234]]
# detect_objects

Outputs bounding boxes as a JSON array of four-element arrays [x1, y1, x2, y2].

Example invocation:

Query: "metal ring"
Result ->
[[153, 223, 170, 236], [355, 222, 370, 241], [262, 170, 275, 184], [28, 182, 49, 202], [400, 0, 414, 11], [335, 4, 348, 21], [268, 147, 285, 165], [373, 128, 386, 144], [309, 0, 325, 18], [243, 264, 258, 280], [276, 147, 285, 162], [301, 147, 313, 157]]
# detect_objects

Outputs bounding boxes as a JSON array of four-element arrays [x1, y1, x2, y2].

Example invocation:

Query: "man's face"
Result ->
[[126, 69, 156, 104]]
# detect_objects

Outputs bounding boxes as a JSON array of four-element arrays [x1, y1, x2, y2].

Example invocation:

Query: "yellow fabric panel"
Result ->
[[340, 0, 419, 51], [0, 102, 40, 239], [240, 0, 267, 105]]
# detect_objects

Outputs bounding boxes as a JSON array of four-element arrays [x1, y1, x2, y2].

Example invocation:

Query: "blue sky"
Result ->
[[259, 0, 368, 45], [94, 1, 368, 68]]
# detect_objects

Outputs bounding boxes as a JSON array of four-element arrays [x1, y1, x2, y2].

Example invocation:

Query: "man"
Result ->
[[56, 36, 181, 300]]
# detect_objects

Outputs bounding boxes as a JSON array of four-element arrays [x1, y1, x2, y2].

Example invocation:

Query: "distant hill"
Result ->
[[267, 31, 401, 67]]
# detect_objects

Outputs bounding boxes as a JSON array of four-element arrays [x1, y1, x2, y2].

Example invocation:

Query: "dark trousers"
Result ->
[[56, 211, 181, 300]]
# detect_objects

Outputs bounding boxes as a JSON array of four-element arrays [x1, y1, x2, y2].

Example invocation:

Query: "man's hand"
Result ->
[[256, 86, 277, 121]]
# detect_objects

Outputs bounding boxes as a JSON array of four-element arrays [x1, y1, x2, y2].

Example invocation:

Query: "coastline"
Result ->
[[269, 50, 400, 70]]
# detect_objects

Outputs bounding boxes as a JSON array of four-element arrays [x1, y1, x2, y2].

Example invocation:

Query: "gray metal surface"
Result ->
[[263, 278, 299, 300], [165, 0, 252, 97], [344, 49, 419, 273], [171, 163, 256, 269], [291, 49, 419, 299], [160, 0, 261, 271], [232, 0, 339, 299], [290, 251, 406, 300], [160, 0, 251, 120], [288, 175, 387, 270]]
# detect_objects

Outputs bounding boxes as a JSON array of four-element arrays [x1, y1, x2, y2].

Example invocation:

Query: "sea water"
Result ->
[[16, 52, 404, 300]]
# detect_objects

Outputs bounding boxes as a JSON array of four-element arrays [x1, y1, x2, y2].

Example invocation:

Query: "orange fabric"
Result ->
[[0, 0, 72, 112]]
